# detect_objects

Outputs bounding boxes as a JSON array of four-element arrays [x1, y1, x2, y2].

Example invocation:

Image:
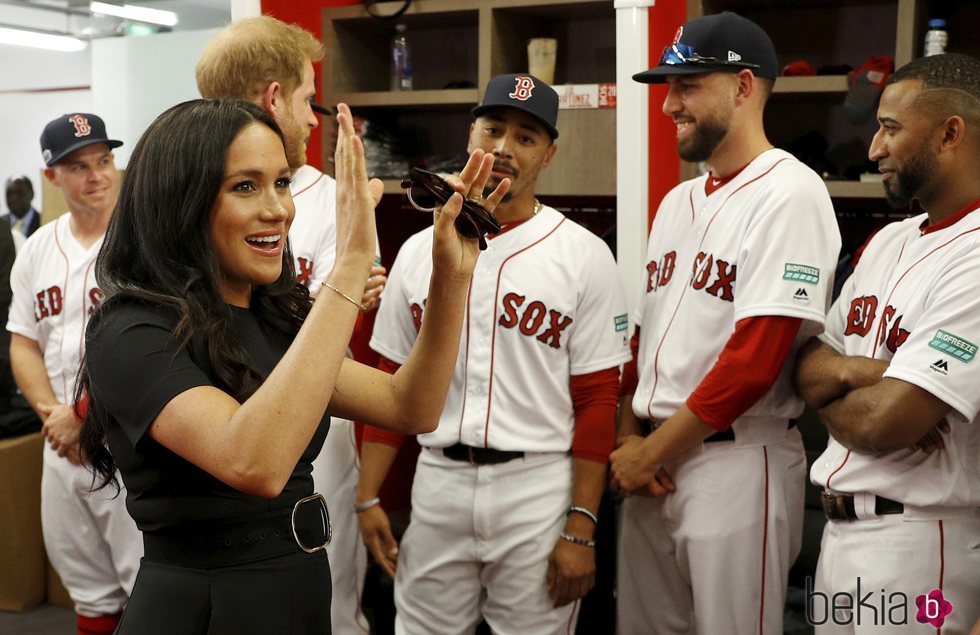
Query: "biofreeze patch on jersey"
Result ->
[[615, 314, 628, 332], [928, 329, 977, 362], [783, 263, 820, 284]]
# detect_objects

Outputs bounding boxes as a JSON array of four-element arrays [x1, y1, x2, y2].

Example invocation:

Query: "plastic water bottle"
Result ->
[[390, 24, 413, 91], [924, 18, 948, 57]]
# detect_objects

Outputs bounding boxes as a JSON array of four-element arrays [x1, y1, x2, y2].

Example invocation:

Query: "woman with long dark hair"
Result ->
[[77, 98, 506, 633]]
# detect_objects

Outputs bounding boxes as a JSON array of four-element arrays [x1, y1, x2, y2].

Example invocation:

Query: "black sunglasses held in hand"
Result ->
[[401, 168, 502, 251]]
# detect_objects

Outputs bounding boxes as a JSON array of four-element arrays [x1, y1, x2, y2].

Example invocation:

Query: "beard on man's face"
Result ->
[[882, 140, 938, 209], [677, 116, 730, 164]]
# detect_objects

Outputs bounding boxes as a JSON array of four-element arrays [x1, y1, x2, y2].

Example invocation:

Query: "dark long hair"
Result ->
[[78, 98, 312, 490]]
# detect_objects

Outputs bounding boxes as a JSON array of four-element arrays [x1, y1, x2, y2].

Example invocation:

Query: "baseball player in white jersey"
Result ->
[[794, 53, 980, 634], [196, 17, 387, 633], [612, 13, 841, 634], [7, 113, 141, 635], [356, 74, 630, 634]]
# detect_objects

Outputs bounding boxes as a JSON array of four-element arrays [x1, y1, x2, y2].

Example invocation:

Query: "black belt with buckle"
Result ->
[[143, 493, 331, 568], [442, 443, 524, 465], [821, 491, 904, 521], [637, 419, 796, 442]]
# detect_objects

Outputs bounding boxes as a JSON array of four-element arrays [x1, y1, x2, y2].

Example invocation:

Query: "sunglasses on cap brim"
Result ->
[[660, 43, 760, 71], [400, 167, 502, 251]]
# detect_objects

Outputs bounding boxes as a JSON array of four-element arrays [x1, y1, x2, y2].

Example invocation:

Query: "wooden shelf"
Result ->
[[773, 75, 849, 95], [334, 89, 480, 108], [324, 0, 617, 202], [825, 181, 885, 199]]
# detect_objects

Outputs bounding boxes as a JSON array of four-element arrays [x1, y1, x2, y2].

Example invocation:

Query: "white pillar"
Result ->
[[230, 0, 262, 21], [614, 0, 655, 317]]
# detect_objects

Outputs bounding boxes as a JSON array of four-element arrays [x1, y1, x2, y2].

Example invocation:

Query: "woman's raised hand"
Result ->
[[334, 103, 383, 273], [432, 150, 510, 280]]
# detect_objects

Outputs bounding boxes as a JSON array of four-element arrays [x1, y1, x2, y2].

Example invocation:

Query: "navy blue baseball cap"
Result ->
[[472, 73, 559, 139], [40, 112, 122, 167], [633, 12, 778, 84]]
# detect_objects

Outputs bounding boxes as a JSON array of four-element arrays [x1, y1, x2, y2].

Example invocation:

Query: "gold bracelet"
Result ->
[[321, 281, 366, 311]]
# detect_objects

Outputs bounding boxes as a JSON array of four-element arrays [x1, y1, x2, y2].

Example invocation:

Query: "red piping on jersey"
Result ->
[[481, 217, 566, 447], [53, 217, 72, 400], [456, 276, 476, 442], [565, 599, 580, 634], [79, 256, 97, 353], [645, 158, 790, 419], [937, 520, 945, 635], [759, 446, 770, 635], [870, 225, 980, 359], [290, 171, 324, 198], [825, 450, 850, 490], [919, 196, 980, 235]]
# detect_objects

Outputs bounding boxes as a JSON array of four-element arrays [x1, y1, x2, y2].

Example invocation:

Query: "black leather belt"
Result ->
[[637, 419, 796, 442], [143, 494, 331, 568], [442, 443, 524, 465], [821, 491, 904, 521]]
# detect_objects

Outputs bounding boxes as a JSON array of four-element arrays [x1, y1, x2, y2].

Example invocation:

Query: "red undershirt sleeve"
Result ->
[[686, 316, 803, 432], [570, 367, 621, 463], [619, 327, 641, 397], [360, 355, 408, 450]]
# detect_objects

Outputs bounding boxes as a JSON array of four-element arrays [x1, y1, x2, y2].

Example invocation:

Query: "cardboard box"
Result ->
[[46, 560, 72, 609], [0, 433, 45, 611]]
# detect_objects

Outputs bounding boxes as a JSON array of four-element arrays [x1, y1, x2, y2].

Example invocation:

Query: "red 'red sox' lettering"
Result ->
[[499, 292, 573, 349], [842, 296, 909, 353], [87, 288, 105, 315], [690, 252, 736, 302], [410, 301, 426, 333], [296, 257, 314, 285], [878, 305, 910, 353], [646, 251, 677, 292], [35, 286, 63, 322], [844, 296, 878, 336]]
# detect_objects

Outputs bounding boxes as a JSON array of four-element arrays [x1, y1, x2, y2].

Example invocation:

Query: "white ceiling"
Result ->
[[0, 0, 232, 35]]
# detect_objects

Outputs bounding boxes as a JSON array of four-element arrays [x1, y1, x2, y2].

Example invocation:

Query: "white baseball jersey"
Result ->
[[6, 214, 141, 617], [631, 148, 841, 427], [289, 164, 337, 288], [373, 205, 628, 634], [371, 205, 632, 451], [812, 206, 980, 511], [7, 215, 105, 402], [619, 148, 839, 635], [289, 163, 370, 633]]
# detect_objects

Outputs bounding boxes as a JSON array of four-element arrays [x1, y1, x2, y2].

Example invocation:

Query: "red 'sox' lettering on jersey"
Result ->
[[878, 305, 910, 354], [509, 76, 536, 101], [498, 292, 574, 349], [646, 251, 676, 292], [88, 287, 105, 316], [844, 295, 878, 337], [690, 252, 736, 302], [296, 257, 314, 286], [34, 286, 63, 322]]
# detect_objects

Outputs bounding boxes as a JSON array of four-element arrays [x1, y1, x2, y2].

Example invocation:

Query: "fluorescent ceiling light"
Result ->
[[0, 26, 87, 52], [90, 2, 179, 27]]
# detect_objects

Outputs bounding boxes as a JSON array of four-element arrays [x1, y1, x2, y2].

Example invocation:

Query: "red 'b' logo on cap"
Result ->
[[69, 114, 91, 138], [509, 76, 535, 101]]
